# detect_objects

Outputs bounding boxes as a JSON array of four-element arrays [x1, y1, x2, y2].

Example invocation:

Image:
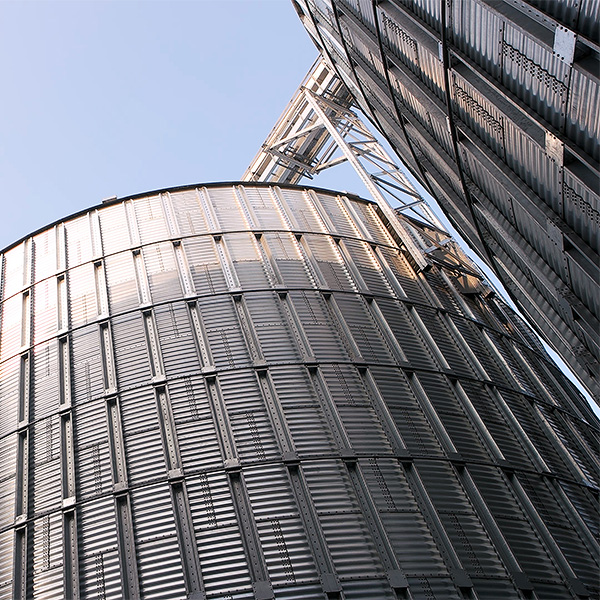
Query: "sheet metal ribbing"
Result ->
[[0, 183, 597, 599]]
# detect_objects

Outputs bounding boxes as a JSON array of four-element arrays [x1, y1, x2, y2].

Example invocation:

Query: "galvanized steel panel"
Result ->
[[389, 70, 434, 136], [527, 0, 600, 40], [452, 0, 503, 78], [2, 242, 27, 299], [0, 183, 598, 599], [563, 169, 600, 253], [401, 0, 442, 32], [418, 46, 446, 101], [0, 436, 16, 530], [98, 202, 130, 256], [452, 71, 505, 158], [502, 23, 570, 128], [503, 119, 562, 211], [132, 195, 169, 246], [578, 0, 600, 39], [566, 67, 600, 161], [131, 484, 187, 599]]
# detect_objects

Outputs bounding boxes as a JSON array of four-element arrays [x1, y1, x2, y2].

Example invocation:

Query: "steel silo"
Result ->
[[0, 183, 598, 599]]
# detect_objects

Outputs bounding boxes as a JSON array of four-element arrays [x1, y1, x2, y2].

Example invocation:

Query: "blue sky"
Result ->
[[0, 0, 364, 249]]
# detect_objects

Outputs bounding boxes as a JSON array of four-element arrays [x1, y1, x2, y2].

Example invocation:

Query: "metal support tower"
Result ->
[[243, 58, 482, 282]]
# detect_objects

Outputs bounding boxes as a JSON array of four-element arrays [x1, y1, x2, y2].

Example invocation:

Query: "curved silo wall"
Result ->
[[0, 183, 598, 599]]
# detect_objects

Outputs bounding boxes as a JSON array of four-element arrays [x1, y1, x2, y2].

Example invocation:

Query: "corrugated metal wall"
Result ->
[[295, 0, 600, 400], [0, 183, 598, 599]]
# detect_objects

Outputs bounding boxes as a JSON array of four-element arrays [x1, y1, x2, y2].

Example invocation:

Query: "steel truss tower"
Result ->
[[291, 0, 600, 399], [243, 57, 484, 285]]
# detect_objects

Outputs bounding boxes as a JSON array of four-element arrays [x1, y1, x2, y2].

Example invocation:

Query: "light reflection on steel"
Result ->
[[0, 182, 598, 599]]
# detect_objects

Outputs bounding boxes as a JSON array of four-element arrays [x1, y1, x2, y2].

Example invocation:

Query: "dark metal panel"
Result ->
[[415, 372, 492, 462], [537, 404, 599, 487], [244, 465, 320, 587], [364, 459, 447, 571], [302, 460, 385, 580], [332, 293, 394, 363], [460, 380, 536, 470], [269, 366, 339, 457], [120, 387, 165, 485], [485, 328, 539, 396], [467, 464, 564, 584], [517, 472, 600, 595], [559, 479, 600, 539], [499, 390, 576, 481], [450, 315, 510, 384], [415, 305, 476, 378], [375, 298, 437, 369], [415, 460, 513, 585], [130, 484, 188, 599], [370, 365, 446, 458]]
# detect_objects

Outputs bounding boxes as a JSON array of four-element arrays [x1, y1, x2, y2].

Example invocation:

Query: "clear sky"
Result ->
[[0, 0, 365, 249]]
